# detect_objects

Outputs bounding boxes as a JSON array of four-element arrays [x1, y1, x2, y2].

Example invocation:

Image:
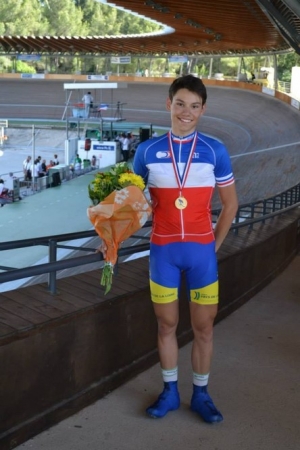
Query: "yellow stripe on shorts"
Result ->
[[190, 280, 219, 305], [150, 280, 178, 304]]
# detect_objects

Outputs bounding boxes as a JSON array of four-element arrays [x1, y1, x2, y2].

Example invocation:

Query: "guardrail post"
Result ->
[[48, 239, 57, 294]]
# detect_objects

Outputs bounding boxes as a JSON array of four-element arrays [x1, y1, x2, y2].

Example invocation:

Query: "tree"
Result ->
[[0, 0, 47, 35], [0, 0, 161, 36], [83, 2, 121, 36], [117, 11, 160, 35], [40, 0, 87, 36], [277, 53, 300, 82]]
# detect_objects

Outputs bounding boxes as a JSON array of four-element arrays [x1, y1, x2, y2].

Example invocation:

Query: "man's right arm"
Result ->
[[133, 143, 148, 179]]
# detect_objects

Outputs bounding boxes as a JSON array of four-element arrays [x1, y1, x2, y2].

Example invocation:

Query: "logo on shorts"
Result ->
[[193, 292, 200, 300]]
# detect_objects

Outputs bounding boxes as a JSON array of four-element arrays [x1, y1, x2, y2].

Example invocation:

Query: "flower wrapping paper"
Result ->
[[87, 185, 152, 266]]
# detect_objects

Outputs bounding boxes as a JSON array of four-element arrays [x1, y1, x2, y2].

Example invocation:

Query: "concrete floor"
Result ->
[[14, 252, 300, 450]]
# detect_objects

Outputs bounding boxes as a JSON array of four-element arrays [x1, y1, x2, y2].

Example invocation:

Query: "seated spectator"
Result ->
[[0, 178, 10, 207], [46, 160, 55, 171], [0, 178, 9, 196], [6, 172, 16, 191], [6, 173, 22, 200]]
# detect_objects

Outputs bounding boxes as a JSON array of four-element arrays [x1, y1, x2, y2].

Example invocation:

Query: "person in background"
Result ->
[[46, 160, 55, 171], [31, 159, 40, 189], [36, 156, 42, 176], [23, 155, 32, 181], [53, 154, 59, 165], [6, 173, 22, 200], [82, 91, 94, 119], [91, 155, 97, 168], [0, 178, 9, 206], [121, 132, 130, 162], [0, 178, 9, 196], [74, 153, 82, 172], [133, 75, 238, 423], [39, 159, 47, 177]]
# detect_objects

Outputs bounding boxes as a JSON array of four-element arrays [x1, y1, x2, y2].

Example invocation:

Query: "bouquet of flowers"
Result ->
[[87, 162, 152, 294]]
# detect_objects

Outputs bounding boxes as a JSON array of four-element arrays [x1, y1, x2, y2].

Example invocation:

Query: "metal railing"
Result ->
[[1, 184, 300, 294], [212, 182, 300, 231], [277, 80, 291, 94]]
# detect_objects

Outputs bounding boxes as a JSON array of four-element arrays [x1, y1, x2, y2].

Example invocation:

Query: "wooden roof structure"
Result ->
[[0, 0, 299, 57]]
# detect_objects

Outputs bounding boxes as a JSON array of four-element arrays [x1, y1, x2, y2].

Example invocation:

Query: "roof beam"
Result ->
[[281, 0, 300, 18], [256, 0, 300, 52]]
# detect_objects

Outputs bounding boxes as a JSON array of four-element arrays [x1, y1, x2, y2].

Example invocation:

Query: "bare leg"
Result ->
[[153, 300, 179, 369], [146, 300, 180, 418], [189, 303, 223, 423], [189, 303, 218, 374]]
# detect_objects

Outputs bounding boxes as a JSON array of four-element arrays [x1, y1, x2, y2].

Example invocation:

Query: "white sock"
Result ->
[[193, 372, 209, 387], [162, 367, 178, 383]]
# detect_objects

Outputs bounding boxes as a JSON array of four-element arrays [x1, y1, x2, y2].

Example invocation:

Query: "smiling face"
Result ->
[[166, 88, 206, 137]]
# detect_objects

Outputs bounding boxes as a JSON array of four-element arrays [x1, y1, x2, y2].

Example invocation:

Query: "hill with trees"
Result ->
[[0, 0, 161, 36]]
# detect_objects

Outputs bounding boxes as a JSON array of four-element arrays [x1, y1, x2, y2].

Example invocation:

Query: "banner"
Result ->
[[21, 74, 45, 79], [17, 54, 41, 61], [168, 56, 188, 63], [87, 75, 109, 80], [291, 98, 300, 110], [111, 56, 131, 64], [262, 86, 275, 97]]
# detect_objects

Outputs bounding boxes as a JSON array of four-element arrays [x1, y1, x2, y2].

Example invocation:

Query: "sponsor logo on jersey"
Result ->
[[156, 151, 171, 159]]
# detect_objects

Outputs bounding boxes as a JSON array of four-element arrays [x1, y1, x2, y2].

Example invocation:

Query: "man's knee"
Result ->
[[157, 318, 178, 336]]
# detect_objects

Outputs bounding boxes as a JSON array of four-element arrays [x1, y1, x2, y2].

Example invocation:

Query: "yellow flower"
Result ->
[[88, 163, 146, 205], [118, 173, 145, 191]]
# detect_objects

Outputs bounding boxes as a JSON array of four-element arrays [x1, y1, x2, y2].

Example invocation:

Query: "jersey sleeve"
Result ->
[[133, 142, 149, 179], [214, 142, 235, 187]]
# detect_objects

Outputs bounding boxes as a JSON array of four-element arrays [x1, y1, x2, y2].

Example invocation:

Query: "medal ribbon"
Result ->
[[168, 131, 197, 192]]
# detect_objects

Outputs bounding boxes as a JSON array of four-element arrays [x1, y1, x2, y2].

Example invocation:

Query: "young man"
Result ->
[[133, 75, 238, 423]]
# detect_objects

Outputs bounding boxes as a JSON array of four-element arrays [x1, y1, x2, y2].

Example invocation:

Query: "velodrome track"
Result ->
[[1, 78, 300, 205]]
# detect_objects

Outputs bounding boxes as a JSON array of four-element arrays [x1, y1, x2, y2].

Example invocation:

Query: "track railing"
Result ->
[[1, 184, 300, 294]]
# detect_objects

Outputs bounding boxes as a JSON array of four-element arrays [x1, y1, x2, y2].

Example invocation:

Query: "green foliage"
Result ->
[[0, 1, 298, 81], [88, 162, 132, 204], [277, 53, 300, 81], [42, 0, 87, 36], [0, 56, 11, 72], [16, 60, 36, 73], [0, 0, 160, 36], [0, 0, 48, 35]]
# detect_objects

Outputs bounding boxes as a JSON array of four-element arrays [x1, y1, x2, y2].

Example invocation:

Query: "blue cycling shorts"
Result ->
[[149, 241, 218, 305]]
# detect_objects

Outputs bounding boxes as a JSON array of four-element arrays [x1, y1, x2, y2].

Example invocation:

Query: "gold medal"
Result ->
[[175, 196, 188, 210]]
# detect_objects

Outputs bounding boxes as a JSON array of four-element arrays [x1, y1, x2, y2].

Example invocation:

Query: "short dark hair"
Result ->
[[168, 75, 207, 105]]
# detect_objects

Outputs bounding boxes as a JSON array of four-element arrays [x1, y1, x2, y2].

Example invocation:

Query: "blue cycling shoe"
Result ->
[[191, 385, 223, 423], [146, 381, 180, 418]]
